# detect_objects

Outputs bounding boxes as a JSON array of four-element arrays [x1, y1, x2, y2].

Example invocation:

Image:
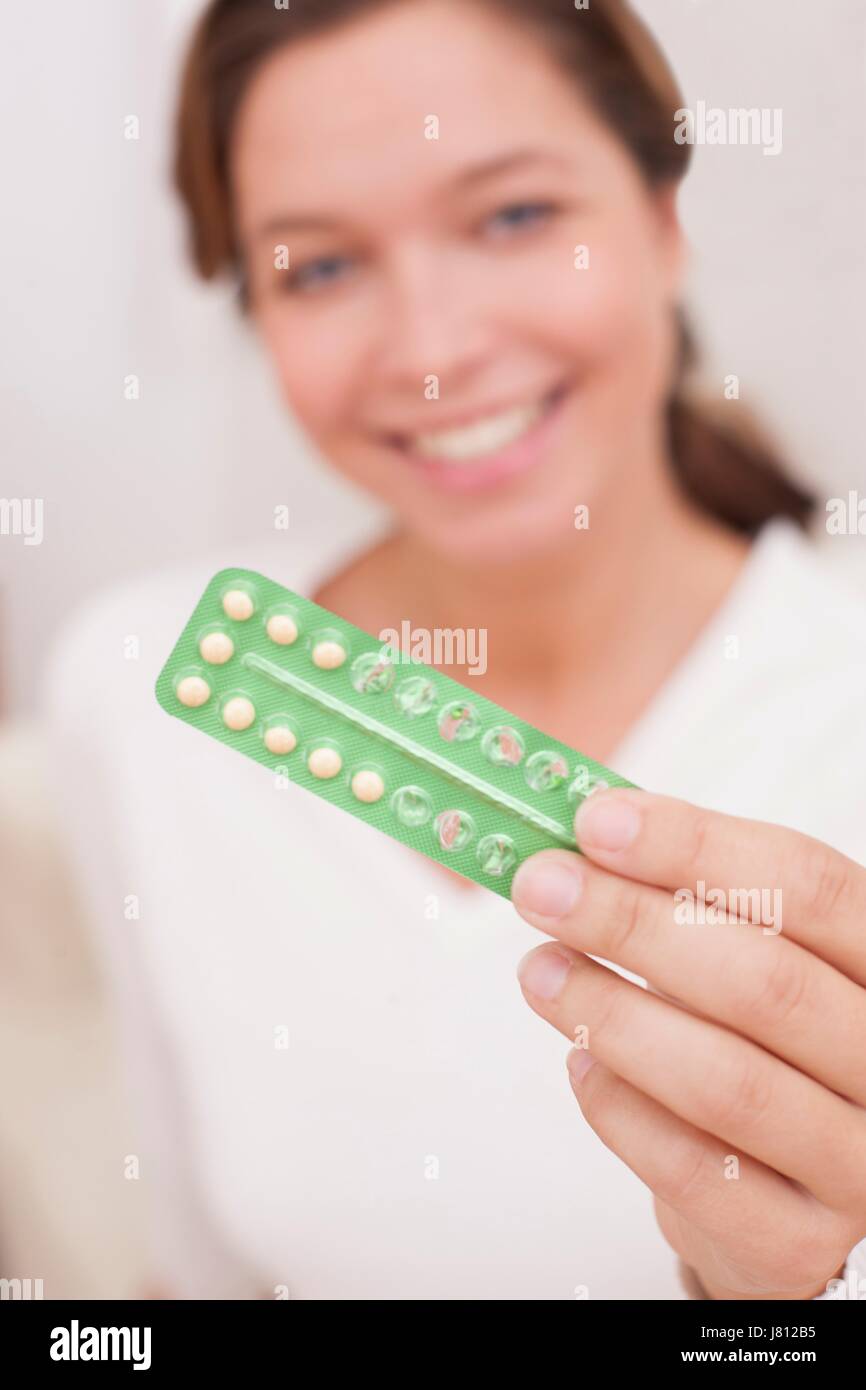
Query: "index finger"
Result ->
[[573, 789, 866, 983]]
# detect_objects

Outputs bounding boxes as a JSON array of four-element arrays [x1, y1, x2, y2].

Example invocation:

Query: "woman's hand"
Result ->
[[512, 789, 866, 1300]]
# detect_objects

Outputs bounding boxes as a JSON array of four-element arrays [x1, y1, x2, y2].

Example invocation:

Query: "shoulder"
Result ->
[[42, 539, 293, 729], [618, 521, 866, 859], [43, 558, 224, 726], [737, 520, 866, 686], [758, 519, 865, 621], [727, 521, 866, 854], [40, 501, 389, 725]]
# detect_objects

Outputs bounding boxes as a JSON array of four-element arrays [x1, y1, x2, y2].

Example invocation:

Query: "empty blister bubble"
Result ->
[[481, 726, 524, 767], [567, 770, 609, 805], [391, 785, 433, 827], [156, 568, 634, 898], [394, 675, 436, 717], [438, 701, 480, 742], [476, 834, 518, 877], [434, 810, 476, 852], [351, 652, 395, 694], [524, 750, 569, 792]]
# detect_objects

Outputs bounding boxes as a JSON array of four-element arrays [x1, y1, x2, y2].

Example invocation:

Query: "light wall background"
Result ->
[[2, 0, 865, 716]]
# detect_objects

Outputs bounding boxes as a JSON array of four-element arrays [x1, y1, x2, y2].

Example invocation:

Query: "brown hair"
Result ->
[[174, 0, 814, 535]]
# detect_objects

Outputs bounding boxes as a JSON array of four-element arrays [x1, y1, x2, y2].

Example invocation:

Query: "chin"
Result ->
[[404, 490, 579, 571]]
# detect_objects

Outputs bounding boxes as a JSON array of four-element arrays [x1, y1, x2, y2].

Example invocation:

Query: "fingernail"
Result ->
[[512, 857, 583, 919], [567, 1047, 597, 1085], [518, 946, 573, 1001], [576, 793, 641, 852]]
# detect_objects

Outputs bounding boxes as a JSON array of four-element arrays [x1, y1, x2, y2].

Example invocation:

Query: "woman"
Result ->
[[48, 0, 866, 1299]]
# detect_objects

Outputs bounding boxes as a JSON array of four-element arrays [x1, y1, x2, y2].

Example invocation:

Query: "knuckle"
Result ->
[[589, 970, 633, 1043], [738, 943, 811, 1037], [652, 1138, 711, 1211], [606, 881, 647, 960], [831, 1128, 866, 1212], [797, 841, 851, 924], [709, 1050, 774, 1138], [685, 807, 715, 870]]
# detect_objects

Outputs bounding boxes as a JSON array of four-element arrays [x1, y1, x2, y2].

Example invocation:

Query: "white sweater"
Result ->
[[44, 514, 866, 1300]]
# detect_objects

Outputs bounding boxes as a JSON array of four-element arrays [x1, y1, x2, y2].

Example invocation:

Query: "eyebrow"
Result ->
[[252, 148, 574, 241], [451, 148, 575, 188]]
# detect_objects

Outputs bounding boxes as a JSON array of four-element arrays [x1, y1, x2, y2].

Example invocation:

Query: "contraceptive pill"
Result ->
[[307, 746, 343, 779], [312, 638, 347, 670], [175, 674, 211, 708], [222, 589, 255, 621], [266, 613, 298, 645], [222, 695, 256, 731], [199, 631, 234, 664], [351, 769, 385, 803], [263, 724, 297, 756], [156, 568, 634, 898]]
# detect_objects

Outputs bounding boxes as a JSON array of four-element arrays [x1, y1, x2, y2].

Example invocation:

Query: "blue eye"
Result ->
[[485, 202, 555, 236], [287, 255, 354, 293]]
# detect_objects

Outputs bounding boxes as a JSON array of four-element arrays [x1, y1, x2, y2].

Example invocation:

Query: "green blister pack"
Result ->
[[155, 568, 635, 898]]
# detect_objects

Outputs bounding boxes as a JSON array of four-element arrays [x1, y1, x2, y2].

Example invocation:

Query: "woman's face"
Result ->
[[232, 0, 684, 566]]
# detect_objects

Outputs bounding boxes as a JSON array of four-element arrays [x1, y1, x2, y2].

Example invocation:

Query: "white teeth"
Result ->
[[409, 400, 546, 463]]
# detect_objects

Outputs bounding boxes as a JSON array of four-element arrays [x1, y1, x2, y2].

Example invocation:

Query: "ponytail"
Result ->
[[667, 314, 814, 534]]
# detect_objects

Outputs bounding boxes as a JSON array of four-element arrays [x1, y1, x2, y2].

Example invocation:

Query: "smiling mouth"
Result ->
[[387, 382, 569, 466]]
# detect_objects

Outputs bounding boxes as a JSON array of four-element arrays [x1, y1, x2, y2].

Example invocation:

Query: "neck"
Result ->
[[386, 462, 749, 698]]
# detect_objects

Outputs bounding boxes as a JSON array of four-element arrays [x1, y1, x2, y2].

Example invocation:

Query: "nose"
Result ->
[[374, 242, 495, 393]]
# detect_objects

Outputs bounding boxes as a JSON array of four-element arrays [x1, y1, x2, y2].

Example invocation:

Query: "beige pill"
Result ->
[[222, 589, 254, 621], [312, 639, 346, 670], [199, 631, 234, 665], [264, 725, 297, 756], [351, 769, 384, 803], [266, 613, 298, 645], [222, 696, 256, 731], [176, 675, 210, 708], [307, 746, 342, 779]]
